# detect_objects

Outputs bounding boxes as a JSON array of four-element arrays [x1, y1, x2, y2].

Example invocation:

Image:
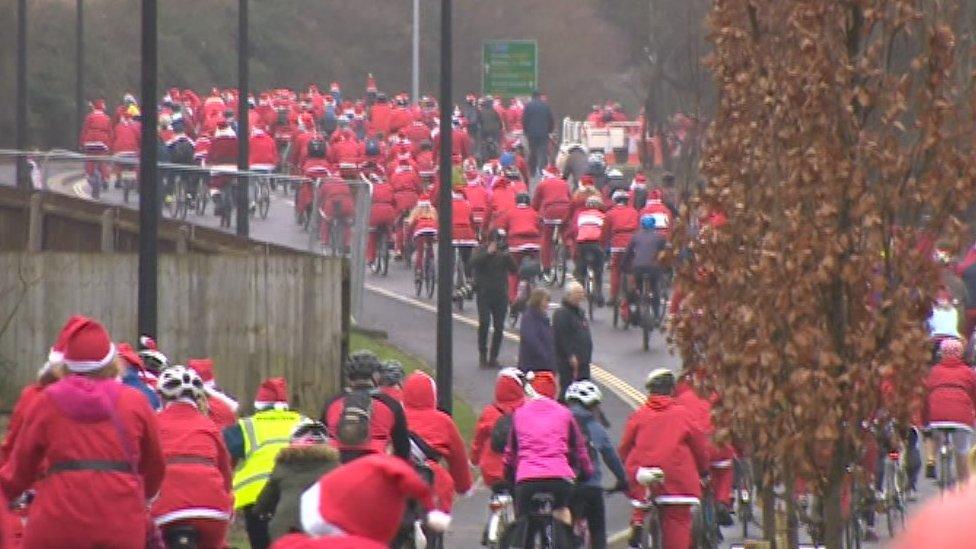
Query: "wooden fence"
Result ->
[[0, 253, 347, 417]]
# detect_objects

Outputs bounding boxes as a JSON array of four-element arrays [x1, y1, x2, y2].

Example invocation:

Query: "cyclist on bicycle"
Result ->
[[565, 381, 629, 549], [922, 337, 976, 482], [80, 99, 113, 193], [629, 173, 649, 210], [619, 368, 709, 549], [450, 180, 479, 277], [487, 173, 518, 232], [502, 193, 542, 306], [622, 215, 669, 325], [327, 130, 364, 166], [604, 190, 640, 308], [390, 157, 422, 258], [152, 366, 233, 549], [402, 371, 473, 515], [640, 188, 673, 236], [367, 173, 397, 269], [462, 169, 489, 238], [504, 372, 593, 543], [316, 173, 355, 253], [407, 196, 439, 283], [532, 165, 571, 276], [111, 109, 140, 188], [571, 195, 608, 307], [674, 367, 736, 527], [206, 119, 239, 216], [472, 368, 527, 493], [321, 350, 411, 464]]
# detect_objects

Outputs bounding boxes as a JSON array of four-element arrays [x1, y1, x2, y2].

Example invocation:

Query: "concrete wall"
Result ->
[[0, 253, 346, 417]]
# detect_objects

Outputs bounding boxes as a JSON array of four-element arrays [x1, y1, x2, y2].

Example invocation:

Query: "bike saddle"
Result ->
[[530, 492, 556, 515]]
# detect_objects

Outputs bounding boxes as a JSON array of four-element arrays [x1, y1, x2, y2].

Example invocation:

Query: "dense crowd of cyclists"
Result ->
[[47, 74, 976, 548]]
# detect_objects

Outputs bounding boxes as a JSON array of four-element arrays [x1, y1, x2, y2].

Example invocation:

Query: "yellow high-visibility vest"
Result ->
[[232, 409, 303, 509]]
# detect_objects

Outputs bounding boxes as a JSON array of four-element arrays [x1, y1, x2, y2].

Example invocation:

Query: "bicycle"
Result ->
[[583, 265, 597, 321], [498, 491, 573, 549], [484, 491, 515, 549], [509, 247, 542, 327], [322, 201, 347, 257], [453, 245, 473, 311], [733, 457, 759, 540], [116, 152, 138, 204], [540, 220, 568, 288], [629, 467, 669, 549], [879, 447, 908, 538], [371, 225, 393, 276], [634, 274, 659, 352], [255, 173, 272, 220], [929, 422, 970, 495], [692, 479, 720, 549], [164, 172, 188, 220], [218, 181, 237, 229], [192, 167, 209, 216], [414, 236, 437, 299]]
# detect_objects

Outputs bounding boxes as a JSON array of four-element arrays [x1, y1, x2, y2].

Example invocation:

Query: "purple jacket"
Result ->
[[518, 308, 556, 372], [504, 397, 593, 482]]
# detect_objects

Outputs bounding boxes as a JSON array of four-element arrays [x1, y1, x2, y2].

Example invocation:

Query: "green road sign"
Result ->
[[482, 40, 538, 97]]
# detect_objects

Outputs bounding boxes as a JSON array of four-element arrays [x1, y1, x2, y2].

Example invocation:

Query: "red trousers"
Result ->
[[367, 225, 393, 263], [711, 463, 734, 506], [84, 152, 111, 181], [630, 502, 692, 549], [161, 518, 228, 549], [414, 234, 436, 275], [540, 220, 565, 270], [320, 216, 352, 249], [609, 251, 625, 303], [508, 249, 538, 304]]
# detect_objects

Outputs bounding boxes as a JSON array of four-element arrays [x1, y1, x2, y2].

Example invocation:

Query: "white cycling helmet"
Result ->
[[138, 349, 169, 373], [157, 365, 205, 401], [565, 380, 603, 406], [498, 367, 526, 386]]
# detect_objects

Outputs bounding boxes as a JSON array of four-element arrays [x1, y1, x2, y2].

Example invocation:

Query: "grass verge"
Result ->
[[349, 332, 478, 444]]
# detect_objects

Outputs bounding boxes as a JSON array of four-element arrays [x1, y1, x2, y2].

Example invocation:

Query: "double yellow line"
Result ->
[[364, 283, 645, 411]]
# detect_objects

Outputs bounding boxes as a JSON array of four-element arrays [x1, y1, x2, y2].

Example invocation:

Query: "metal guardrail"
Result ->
[[0, 147, 373, 316]]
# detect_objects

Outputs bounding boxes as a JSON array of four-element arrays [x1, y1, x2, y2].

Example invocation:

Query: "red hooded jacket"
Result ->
[[603, 203, 640, 250], [0, 384, 44, 464], [0, 377, 165, 549], [470, 374, 525, 487], [923, 356, 976, 426], [502, 204, 541, 250], [618, 395, 709, 499], [487, 179, 517, 231], [402, 373, 472, 511], [532, 176, 571, 221], [151, 401, 233, 526], [370, 181, 398, 228], [450, 194, 478, 244], [249, 129, 279, 169], [369, 103, 394, 136], [80, 109, 113, 149], [390, 167, 422, 213], [111, 120, 141, 154], [463, 184, 489, 222]]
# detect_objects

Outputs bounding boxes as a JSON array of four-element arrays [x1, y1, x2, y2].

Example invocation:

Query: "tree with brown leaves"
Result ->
[[673, 1, 976, 547]]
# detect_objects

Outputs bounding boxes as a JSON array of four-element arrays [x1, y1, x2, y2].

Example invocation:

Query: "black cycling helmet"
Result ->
[[378, 360, 405, 387], [308, 138, 326, 158], [420, 139, 433, 151], [365, 140, 381, 158], [515, 192, 530, 206], [291, 419, 329, 444], [346, 349, 381, 381]]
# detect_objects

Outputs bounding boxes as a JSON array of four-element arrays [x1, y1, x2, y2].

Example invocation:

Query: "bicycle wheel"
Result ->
[[330, 220, 343, 256], [372, 232, 386, 275], [176, 176, 188, 220], [220, 188, 233, 228], [585, 271, 594, 320], [425, 251, 437, 299], [258, 180, 271, 219], [454, 250, 466, 311], [640, 507, 663, 549], [195, 178, 208, 216], [641, 295, 652, 352], [939, 444, 953, 494], [379, 232, 391, 275], [90, 170, 102, 199], [122, 176, 131, 203], [554, 242, 568, 288]]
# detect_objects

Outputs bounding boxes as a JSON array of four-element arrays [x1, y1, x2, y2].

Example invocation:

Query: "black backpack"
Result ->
[[336, 389, 373, 446], [489, 407, 514, 454]]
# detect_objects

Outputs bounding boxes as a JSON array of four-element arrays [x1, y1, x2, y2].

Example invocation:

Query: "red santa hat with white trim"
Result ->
[[59, 316, 116, 373], [254, 377, 289, 410], [300, 453, 451, 543], [189, 358, 239, 412]]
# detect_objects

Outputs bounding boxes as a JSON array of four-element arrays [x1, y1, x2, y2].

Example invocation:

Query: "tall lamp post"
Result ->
[[138, 0, 159, 339], [236, 0, 250, 237], [435, 0, 453, 413], [16, 0, 28, 189], [76, 0, 84, 143], [412, 0, 420, 101]]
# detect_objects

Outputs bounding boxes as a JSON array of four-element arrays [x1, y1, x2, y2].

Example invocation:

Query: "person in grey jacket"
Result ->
[[566, 380, 628, 549], [254, 421, 340, 542], [623, 214, 669, 320], [521, 90, 555, 177], [552, 282, 594, 397], [518, 288, 557, 372]]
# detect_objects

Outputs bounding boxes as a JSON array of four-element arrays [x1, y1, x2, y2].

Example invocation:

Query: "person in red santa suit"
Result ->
[[603, 190, 640, 308], [640, 188, 674, 237], [407, 196, 439, 282], [532, 165, 572, 273], [486, 174, 518, 232], [203, 88, 227, 133], [327, 131, 364, 167], [388, 95, 414, 135], [250, 124, 280, 172], [79, 99, 113, 192], [369, 93, 393, 136], [295, 137, 331, 226], [501, 193, 542, 305], [674, 367, 737, 528], [0, 316, 165, 549], [271, 454, 451, 549], [461, 169, 489, 239], [367, 173, 397, 268], [110, 110, 141, 187], [152, 366, 234, 549], [206, 119, 239, 216], [290, 113, 319, 172], [404, 119, 432, 155], [318, 173, 355, 253], [390, 157, 423, 256], [401, 372, 473, 516], [188, 358, 239, 430], [449, 180, 479, 277], [619, 368, 709, 549]]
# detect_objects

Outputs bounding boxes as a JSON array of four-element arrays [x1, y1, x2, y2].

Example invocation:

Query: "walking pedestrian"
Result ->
[[552, 282, 594, 397], [521, 90, 555, 178], [518, 288, 557, 373], [470, 229, 519, 368]]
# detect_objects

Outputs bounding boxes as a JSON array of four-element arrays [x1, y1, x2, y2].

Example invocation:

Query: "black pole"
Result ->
[[236, 0, 249, 237], [76, 0, 84, 144], [15, 0, 28, 188], [435, 0, 453, 413], [137, 0, 158, 339]]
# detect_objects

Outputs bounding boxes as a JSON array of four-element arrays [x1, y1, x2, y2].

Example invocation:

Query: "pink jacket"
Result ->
[[504, 397, 593, 483]]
